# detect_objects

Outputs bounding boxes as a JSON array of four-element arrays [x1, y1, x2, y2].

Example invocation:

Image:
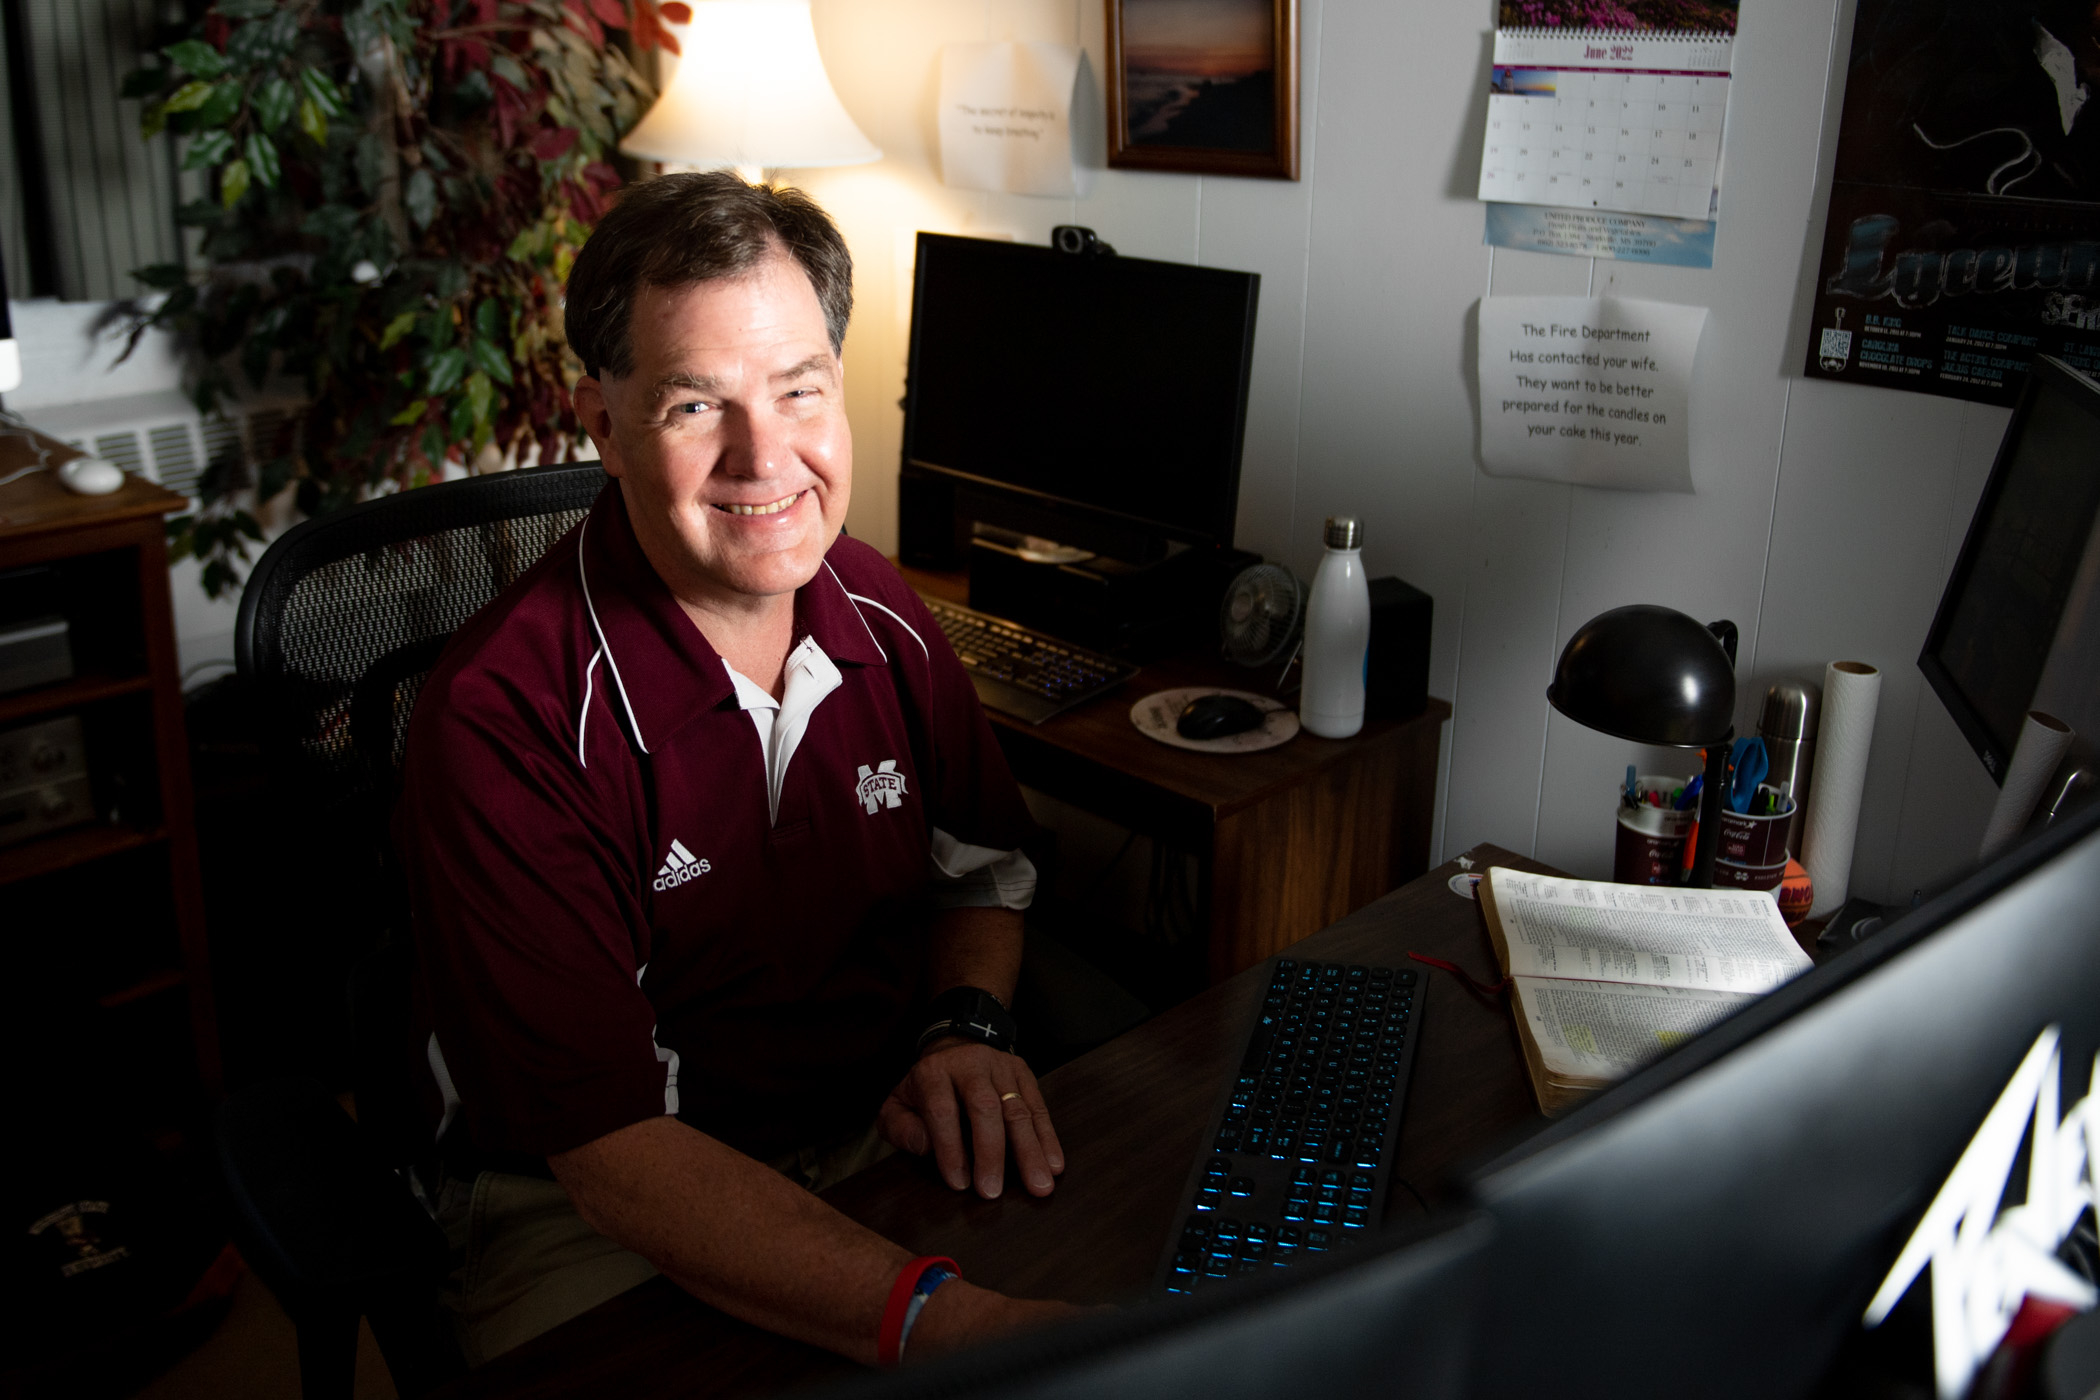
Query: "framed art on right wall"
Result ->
[[1107, 0, 1299, 180]]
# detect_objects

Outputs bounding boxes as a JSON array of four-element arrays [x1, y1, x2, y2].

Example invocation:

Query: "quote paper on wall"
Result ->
[[1478, 296, 1706, 491], [939, 42, 1083, 197]]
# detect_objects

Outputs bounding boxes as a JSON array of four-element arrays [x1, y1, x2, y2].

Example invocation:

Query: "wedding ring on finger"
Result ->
[[999, 1091, 1022, 1103]]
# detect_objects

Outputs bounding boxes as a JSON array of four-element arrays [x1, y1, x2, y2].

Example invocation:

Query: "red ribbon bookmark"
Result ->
[[1408, 952, 1512, 999]]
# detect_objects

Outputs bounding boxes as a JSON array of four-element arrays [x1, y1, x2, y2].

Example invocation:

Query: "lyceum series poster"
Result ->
[[1806, 0, 2100, 404]]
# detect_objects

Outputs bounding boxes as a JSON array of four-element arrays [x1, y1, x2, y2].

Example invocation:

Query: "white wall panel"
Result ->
[[808, 0, 2031, 901]]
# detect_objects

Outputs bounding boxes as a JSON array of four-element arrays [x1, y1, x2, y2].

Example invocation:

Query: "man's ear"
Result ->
[[573, 375, 622, 477]]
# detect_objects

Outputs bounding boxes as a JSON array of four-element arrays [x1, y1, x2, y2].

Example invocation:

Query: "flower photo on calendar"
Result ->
[[1498, 0, 1737, 33]]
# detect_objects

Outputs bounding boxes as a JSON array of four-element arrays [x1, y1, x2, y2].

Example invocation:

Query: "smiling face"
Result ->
[[576, 252, 851, 620]]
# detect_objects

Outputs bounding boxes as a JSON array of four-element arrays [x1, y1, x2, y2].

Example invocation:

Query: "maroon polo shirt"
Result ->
[[396, 483, 1034, 1162]]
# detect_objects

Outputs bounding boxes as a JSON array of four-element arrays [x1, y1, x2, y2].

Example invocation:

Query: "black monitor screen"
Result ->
[[1921, 356, 2100, 781], [1463, 798, 2100, 1398], [903, 233, 1259, 550]]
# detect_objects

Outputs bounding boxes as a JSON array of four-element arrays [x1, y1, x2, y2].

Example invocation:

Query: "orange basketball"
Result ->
[[1778, 858, 1813, 926]]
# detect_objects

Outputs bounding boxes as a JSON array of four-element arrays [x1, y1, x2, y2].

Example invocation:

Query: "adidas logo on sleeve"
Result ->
[[653, 838, 711, 892]]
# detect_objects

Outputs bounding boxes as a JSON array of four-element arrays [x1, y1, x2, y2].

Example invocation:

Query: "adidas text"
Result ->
[[653, 838, 711, 892]]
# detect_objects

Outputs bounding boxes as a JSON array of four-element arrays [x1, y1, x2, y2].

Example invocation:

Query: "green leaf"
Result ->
[[254, 76, 295, 131], [227, 9, 300, 66], [296, 94, 327, 145], [140, 103, 169, 139], [164, 40, 226, 79], [217, 0, 275, 17], [464, 370, 495, 429], [389, 398, 427, 425], [298, 68, 347, 119], [404, 168, 437, 229], [193, 81, 243, 129], [473, 298, 504, 342], [163, 80, 215, 113], [490, 53, 529, 90], [181, 128, 235, 170], [469, 336, 514, 386], [122, 67, 167, 99], [425, 346, 469, 396], [220, 157, 250, 207], [132, 262, 190, 291], [379, 311, 418, 350], [244, 132, 280, 188]]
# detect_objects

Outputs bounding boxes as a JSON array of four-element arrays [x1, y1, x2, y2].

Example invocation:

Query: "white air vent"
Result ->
[[25, 389, 304, 504]]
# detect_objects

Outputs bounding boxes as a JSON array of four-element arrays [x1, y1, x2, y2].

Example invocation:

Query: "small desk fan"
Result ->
[[1219, 563, 1305, 676]]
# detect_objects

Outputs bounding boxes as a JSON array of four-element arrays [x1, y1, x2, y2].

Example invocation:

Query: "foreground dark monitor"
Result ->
[[799, 1213, 1491, 1400], [1462, 797, 2100, 1398], [1920, 354, 2100, 782], [903, 233, 1258, 554]]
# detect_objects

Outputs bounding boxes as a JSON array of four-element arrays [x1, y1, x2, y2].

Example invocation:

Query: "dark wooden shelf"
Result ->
[[0, 822, 166, 886], [98, 967, 187, 1010], [0, 669, 154, 727], [0, 420, 218, 1095]]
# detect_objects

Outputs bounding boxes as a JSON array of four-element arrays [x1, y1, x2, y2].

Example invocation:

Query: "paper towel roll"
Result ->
[[1803, 661, 1881, 918], [1978, 711, 2075, 860]]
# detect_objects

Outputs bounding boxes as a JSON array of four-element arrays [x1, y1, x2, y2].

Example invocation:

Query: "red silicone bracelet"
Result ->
[[878, 1255, 960, 1368]]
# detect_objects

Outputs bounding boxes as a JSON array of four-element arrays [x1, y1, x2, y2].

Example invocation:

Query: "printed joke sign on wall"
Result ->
[[1478, 295, 1707, 492]]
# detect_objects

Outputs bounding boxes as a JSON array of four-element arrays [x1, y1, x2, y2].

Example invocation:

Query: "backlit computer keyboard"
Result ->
[[1154, 958, 1424, 1295], [918, 596, 1138, 725]]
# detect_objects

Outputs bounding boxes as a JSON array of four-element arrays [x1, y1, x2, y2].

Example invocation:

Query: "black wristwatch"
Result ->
[[916, 985, 1019, 1055]]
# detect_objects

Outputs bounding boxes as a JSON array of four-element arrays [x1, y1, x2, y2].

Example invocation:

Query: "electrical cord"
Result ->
[[0, 406, 59, 485]]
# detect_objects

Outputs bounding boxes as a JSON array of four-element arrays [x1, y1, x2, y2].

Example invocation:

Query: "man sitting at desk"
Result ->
[[397, 172, 1078, 1368]]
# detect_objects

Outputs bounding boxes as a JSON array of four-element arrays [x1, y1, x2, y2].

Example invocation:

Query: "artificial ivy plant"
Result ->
[[124, 0, 688, 597]]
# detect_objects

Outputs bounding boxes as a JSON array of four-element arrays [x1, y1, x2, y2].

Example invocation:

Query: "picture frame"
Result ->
[[1106, 0, 1299, 180]]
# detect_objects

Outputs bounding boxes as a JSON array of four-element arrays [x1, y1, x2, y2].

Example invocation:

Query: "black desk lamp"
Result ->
[[1548, 605, 1738, 888]]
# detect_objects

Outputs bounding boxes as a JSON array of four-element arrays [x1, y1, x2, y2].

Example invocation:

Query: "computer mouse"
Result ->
[[1177, 693, 1266, 741], [56, 456, 124, 495]]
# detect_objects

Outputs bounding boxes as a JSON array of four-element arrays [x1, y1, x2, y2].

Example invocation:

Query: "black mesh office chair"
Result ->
[[221, 461, 607, 1399]]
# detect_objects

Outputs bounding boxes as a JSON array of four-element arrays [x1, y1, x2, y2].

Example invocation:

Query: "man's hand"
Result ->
[[878, 1039, 1064, 1199]]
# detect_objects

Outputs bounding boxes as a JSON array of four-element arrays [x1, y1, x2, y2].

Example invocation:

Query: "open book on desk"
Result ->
[[1478, 868, 1814, 1116]]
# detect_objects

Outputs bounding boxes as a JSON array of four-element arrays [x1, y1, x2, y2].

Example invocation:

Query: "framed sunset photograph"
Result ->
[[1108, 0, 1299, 179]]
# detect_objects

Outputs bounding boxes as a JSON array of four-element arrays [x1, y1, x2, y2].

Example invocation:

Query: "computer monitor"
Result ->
[[1460, 795, 2100, 1398], [803, 1212, 1494, 1400], [901, 233, 1259, 563], [1920, 355, 2100, 783]]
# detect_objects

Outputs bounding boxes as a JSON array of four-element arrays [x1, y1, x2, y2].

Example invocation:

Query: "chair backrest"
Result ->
[[234, 462, 606, 1154], [237, 462, 607, 796]]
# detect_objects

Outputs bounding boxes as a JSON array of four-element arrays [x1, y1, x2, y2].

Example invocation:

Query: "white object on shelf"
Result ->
[[1300, 516, 1371, 739]]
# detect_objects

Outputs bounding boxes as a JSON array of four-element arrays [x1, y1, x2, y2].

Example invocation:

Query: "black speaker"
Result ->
[[1367, 577, 1432, 720], [898, 466, 967, 570]]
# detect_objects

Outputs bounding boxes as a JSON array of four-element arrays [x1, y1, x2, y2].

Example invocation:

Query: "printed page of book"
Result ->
[[1518, 975, 1755, 1083], [1486, 867, 1812, 994]]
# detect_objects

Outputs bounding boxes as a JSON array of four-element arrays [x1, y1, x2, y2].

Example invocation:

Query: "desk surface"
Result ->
[[443, 844, 1549, 1400], [898, 561, 1452, 828]]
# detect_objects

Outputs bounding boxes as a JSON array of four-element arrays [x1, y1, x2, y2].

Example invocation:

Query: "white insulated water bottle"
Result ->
[[1300, 516, 1370, 738]]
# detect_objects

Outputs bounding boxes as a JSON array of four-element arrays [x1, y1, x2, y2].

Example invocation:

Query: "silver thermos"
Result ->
[[1759, 681, 1819, 860]]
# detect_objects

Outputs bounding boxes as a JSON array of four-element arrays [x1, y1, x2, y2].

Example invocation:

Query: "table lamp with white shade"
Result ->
[[618, 0, 880, 181]]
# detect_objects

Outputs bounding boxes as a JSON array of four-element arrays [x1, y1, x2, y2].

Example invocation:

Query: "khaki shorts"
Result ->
[[434, 1123, 893, 1366]]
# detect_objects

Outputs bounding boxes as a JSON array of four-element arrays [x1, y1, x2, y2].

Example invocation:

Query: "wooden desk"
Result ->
[[441, 845, 1549, 1400], [899, 564, 1452, 982]]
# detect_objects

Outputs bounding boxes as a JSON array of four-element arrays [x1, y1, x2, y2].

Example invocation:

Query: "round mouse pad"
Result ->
[[1130, 687, 1300, 754]]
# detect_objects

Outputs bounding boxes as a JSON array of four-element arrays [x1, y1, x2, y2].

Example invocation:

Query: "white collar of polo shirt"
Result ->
[[723, 635, 843, 825]]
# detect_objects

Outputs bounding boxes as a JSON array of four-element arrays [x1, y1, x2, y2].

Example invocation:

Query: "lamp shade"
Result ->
[[619, 0, 880, 171], [1547, 604, 1736, 747]]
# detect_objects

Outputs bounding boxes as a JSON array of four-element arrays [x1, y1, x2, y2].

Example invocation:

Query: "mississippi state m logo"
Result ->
[[856, 760, 908, 814]]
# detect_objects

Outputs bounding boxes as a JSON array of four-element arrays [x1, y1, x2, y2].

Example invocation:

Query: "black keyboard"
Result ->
[[919, 596, 1138, 725], [1154, 958, 1424, 1295]]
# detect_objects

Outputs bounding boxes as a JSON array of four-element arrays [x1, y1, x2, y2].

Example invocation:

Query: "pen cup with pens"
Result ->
[[1712, 783, 1796, 891], [1614, 772, 1697, 885]]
